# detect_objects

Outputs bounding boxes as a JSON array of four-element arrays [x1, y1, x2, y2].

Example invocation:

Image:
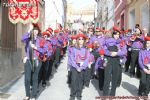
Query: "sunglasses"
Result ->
[[78, 38, 84, 40], [96, 31, 100, 32]]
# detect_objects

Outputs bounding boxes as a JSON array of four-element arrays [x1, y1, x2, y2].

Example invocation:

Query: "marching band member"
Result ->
[[129, 27, 144, 78], [45, 27, 55, 80], [22, 23, 46, 100], [116, 35, 127, 87], [67, 35, 77, 85], [125, 29, 132, 72], [89, 28, 105, 78], [94, 49, 105, 91], [103, 29, 127, 96], [69, 34, 90, 100], [39, 31, 53, 87], [87, 27, 94, 39], [62, 29, 69, 55], [53, 29, 62, 69], [84, 44, 95, 87], [89, 28, 105, 48], [138, 35, 150, 97]]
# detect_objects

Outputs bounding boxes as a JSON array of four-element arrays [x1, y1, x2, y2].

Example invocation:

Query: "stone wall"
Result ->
[[0, 48, 23, 88]]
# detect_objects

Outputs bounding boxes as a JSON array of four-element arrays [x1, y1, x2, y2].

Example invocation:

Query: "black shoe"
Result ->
[[136, 74, 141, 79], [55, 64, 58, 69], [117, 83, 121, 87], [46, 81, 51, 86], [130, 74, 134, 78], [42, 83, 46, 88], [91, 75, 95, 79], [69, 96, 75, 100], [77, 97, 82, 100], [85, 83, 90, 88], [141, 92, 148, 96], [125, 69, 128, 72], [99, 87, 103, 91]]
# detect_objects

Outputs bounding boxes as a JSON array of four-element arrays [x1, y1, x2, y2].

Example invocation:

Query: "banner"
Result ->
[[8, 0, 39, 24]]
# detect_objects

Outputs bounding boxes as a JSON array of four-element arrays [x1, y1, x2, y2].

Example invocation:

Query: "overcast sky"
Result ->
[[44, 0, 96, 29], [67, 0, 96, 9]]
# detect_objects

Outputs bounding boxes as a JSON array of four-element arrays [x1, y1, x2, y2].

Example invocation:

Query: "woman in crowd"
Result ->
[[22, 23, 46, 100], [67, 35, 77, 86], [69, 34, 91, 100], [138, 35, 150, 97], [103, 28, 127, 96]]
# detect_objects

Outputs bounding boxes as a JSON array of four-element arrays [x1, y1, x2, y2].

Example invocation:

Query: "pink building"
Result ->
[[114, 0, 127, 29]]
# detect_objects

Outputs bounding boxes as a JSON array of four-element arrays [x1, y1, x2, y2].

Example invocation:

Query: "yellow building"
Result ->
[[127, 0, 150, 30], [66, 3, 95, 30]]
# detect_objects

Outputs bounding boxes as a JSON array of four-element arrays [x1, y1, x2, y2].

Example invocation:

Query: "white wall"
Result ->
[[45, 0, 65, 30], [129, 9, 135, 29], [106, 0, 114, 29], [141, 3, 149, 30]]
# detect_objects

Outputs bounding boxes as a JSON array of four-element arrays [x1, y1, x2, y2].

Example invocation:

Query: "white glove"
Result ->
[[89, 48, 92, 52], [88, 62, 92, 69], [94, 71, 96, 75], [120, 59, 123, 64], [88, 64, 91, 69], [28, 24, 33, 32], [128, 48, 131, 51], [23, 57, 28, 63], [146, 64, 150, 70], [30, 43, 37, 49], [47, 37, 50, 40], [103, 63, 107, 67], [79, 62, 84, 67], [67, 68, 70, 71], [77, 68, 81, 72]]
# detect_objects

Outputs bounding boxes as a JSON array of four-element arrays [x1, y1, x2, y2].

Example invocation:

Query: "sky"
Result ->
[[44, 0, 96, 29], [67, 0, 96, 10]]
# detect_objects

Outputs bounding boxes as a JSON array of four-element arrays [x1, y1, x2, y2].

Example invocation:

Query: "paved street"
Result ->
[[0, 54, 149, 100]]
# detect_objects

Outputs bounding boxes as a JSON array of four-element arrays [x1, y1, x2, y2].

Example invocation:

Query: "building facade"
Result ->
[[0, 0, 45, 88], [95, 0, 107, 28], [95, 0, 115, 29], [45, 0, 67, 30], [106, 0, 115, 29], [66, 3, 95, 31], [114, 0, 127, 29], [126, 0, 150, 30]]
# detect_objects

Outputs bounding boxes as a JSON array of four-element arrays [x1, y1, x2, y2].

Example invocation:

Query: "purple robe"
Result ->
[[139, 49, 150, 70], [95, 57, 104, 71], [104, 38, 127, 58], [21, 32, 46, 59], [70, 47, 91, 71], [130, 34, 144, 49]]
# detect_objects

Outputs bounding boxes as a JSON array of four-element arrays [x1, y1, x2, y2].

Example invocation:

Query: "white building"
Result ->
[[106, 0, 114, 30], [95, 0, 114, 29], [45, 0, 66, 29]]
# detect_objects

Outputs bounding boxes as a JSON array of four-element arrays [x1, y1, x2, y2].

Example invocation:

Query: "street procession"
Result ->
[[20, 21, 150, 100], [0, 0, 150, 100]]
